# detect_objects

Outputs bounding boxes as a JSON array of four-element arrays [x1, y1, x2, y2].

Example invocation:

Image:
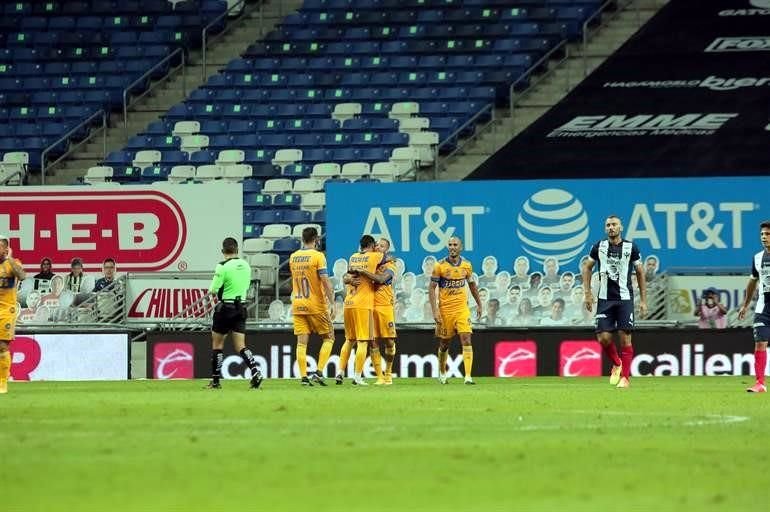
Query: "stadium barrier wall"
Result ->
[[145, 327, 766, 379], [10, 333, 130, 381]]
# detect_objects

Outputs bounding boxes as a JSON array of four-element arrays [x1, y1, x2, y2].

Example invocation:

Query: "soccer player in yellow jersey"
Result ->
[[0, 235, 26, 394], [429, 236, 482, 385], [371, 238, 398, 385], [290, 227, 336, 387], [336, 235, 384, 386]]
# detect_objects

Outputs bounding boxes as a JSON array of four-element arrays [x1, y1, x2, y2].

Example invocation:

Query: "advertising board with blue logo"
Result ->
[[325, 178, 766, 276]]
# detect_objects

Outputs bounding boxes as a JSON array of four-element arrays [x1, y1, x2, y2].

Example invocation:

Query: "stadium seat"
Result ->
[[301, 192, 326, 213], [195, 164, 223, 181], [84, 166, 113, 184], [261, 223, 292, 241], [168, 165, 196, 183], [243, 238, 274, 254], [223, 164, 253, 182]]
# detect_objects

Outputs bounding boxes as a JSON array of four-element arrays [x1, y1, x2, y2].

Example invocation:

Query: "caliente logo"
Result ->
[[516, 189, 590, 266]]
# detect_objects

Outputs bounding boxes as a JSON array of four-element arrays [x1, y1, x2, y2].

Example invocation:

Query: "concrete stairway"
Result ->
[[35, 0, 303, 185], [426, 0, 667, 182]]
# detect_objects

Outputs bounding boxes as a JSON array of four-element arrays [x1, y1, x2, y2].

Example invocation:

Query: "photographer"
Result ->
[[695, 287, 727, 329]]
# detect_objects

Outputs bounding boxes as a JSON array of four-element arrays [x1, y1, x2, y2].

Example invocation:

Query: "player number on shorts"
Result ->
[[294, 276, 311, 299]]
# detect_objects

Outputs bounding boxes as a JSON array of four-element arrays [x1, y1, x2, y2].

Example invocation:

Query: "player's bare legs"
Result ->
[[437, 337, 450, 384], [748, 341, 768, 393], [459, 333, 475, 385], [616, 331, 633, 388], [0, 340, 11, 394], [597, 331, 623, 386]]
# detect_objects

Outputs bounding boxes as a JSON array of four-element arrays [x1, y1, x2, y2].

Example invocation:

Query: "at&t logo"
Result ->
[[516, 189, 590, 266]]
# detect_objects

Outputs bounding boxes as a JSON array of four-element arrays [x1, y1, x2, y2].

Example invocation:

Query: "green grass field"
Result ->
[[2, 377, 768, 511]]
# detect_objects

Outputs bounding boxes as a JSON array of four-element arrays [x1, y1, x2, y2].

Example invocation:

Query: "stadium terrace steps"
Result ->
[[430, 0, 666, 182], [36, 0, 303, 185]]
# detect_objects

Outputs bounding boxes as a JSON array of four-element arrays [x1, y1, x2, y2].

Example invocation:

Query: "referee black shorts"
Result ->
[[212, 302, 247, 334]]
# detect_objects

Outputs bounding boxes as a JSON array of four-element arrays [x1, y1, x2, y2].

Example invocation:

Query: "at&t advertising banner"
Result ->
[[0, 183, 242, 273], [325, 179, 766, 273]]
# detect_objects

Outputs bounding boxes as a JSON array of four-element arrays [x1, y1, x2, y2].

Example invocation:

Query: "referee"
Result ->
[[207, 237, 263, 389]]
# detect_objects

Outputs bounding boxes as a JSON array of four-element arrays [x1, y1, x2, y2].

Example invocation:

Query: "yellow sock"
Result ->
[[438, 346, 448, 374], [0, 351, 10, 380], [462, 345, 473, 379], [296, 343, 307, 378], [370, 346, 383, 379], [338, 340, 352, 375], [354, 341, 368, 376], [317, 339, 333, 374], [384, 342, 396, 377]]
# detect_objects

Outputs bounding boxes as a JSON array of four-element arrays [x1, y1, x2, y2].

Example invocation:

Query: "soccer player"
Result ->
[[371, 238, 398, 385], [336, 235, 384, 386], [737, 220, 770, 393], [429, 236, 483, 385], [582, 215, 647, 389], [289, 227, 335, 387], [206, 237, 263, 390], [0, 235, 25, 394]]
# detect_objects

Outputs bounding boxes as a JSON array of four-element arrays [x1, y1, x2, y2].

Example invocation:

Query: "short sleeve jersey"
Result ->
[[751, 250, 770, 315], [431, 257, 473, 315], [290, 248, 329, 315], [0, 258, 21, 310], [374, 258, 396, 307], [344, 250, 383, 310], [209, 257, 251, 300], [589, 239, 640, 301]]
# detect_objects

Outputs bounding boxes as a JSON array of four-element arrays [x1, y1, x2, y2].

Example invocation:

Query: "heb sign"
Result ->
[[126, 276, 214, 323], [0, 184, 242, 273]]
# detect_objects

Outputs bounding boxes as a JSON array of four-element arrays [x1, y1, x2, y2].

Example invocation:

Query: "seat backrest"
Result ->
[[133, 149, 161, 167], [262, 178, 293, 194], [398, 117, 431, 133], [311, 162, 341, 178], [3, 151, 29, 165], [172, 120, 200, 136], [85, 166, 114, 180], [292, 223, 322, 238], [292, 177, 324, 194], [371, 161, 399, 182], [273, 149, 302, 167], [261, 223, 292, 239], [332, 102, 362, 122], [223, 164, 252, 181], [389, 101, 420, 119], [195, 164, 223, 180], [168, 165, 196, 182], [243, 238, 274, 254], [216, 149, 245, 164], [340, 162, 370, 177], [409, 131, 439, 145], [301, 192, 326, 212]]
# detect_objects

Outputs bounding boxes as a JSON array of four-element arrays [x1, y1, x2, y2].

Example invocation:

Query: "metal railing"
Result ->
[[123, 47, 187, 131], [201, 0, 249, 80], [41, 109, 106, 185], [509, 39, 569, 118], [581, 0, 640, 77], [432, 103, 495, 179]]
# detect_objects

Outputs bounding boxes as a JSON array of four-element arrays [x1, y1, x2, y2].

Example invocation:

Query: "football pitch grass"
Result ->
[[2, 377, 768, 512]]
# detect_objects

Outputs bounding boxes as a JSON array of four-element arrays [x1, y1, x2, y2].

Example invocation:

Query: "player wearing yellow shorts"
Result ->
[[429, 236, 482, 385], [371, 238, 397, 385], [289, 227, 335, 387], [336, 235, 383, 386], [0, 235, 26, 394]]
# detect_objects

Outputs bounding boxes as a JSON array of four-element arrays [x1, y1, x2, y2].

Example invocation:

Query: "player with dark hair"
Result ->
[[582, 215, 647, 389], [430, 236, 482, 385], [206, 237, 262, 390], [0, 235, 25, 394], [371, 238, 398, 385], [737, 220, 770, 393], [336, 234, 383, 386], [289, 227, 335, 386]]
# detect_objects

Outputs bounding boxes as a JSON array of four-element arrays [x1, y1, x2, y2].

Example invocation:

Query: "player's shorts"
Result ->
[[595, 299, 634, 332], [344, 307, 373, 341], [0, 308, 16, 341], [293, 312, 333, 336], [212, 302, 247, 335], [373, 305, 397, 339], [752, 313, 770, 342], [435, 309, 472, 339]]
